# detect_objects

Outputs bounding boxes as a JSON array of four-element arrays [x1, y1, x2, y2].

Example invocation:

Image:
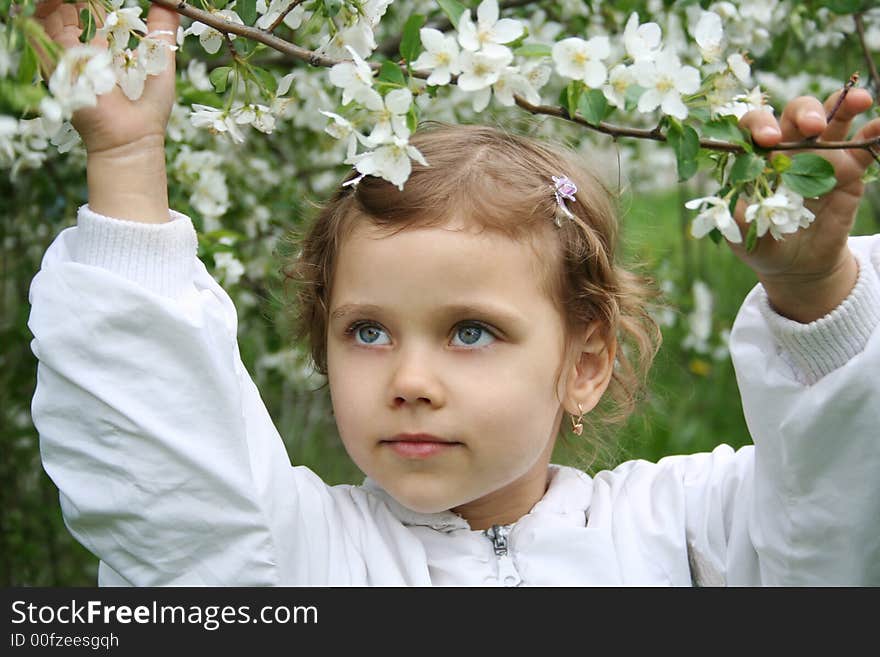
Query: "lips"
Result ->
[[381, 433, 462, 459]]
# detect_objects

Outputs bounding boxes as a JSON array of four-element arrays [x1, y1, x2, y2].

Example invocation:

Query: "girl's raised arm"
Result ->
[[28, 2, 368, 585], [35, 0, 176, 223]]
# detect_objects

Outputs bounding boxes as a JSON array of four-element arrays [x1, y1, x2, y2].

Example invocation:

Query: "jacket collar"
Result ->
[[361, 464, 593, 532]]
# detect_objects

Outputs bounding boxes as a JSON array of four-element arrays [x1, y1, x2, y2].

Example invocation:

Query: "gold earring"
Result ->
[[570, 403, 585, 436]]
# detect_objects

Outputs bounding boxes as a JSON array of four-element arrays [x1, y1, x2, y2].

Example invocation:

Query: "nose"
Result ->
[[388, 345, 446, 409]]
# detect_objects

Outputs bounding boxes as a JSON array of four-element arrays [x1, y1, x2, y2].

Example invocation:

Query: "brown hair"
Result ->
[[284, 123, 661, 456]]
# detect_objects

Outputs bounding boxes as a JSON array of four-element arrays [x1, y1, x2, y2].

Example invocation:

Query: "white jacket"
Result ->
[[28, 206, 880, 586]]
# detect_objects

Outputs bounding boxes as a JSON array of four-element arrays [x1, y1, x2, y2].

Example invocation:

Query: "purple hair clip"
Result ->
[[551, 175, 577, 227]]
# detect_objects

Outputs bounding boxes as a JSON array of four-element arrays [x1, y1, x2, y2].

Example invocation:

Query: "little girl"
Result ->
[[29, 4, 880, 585]]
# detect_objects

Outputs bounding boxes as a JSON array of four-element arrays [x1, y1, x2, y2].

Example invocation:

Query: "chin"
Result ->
[[385, 479, 466, 515]]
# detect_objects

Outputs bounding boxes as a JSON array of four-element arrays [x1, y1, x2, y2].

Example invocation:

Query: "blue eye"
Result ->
[[350, 323, 391, 345], [451, 323, 495, 348]]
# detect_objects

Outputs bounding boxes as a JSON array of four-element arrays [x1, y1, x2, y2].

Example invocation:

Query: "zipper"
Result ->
[[484, 524, 522, 587]]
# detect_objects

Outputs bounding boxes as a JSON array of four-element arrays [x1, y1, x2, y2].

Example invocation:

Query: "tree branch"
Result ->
[[149, 0, 880, 157], [512, 96, 880, 154], [854, 13, 880, 96], [267, 0, 307, 34], [150, 0, 343, 68]]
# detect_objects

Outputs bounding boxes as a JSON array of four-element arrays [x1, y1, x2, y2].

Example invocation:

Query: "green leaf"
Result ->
[[180, 87, 224, 108], [727, 190, 741, 219], [667, 121, 700, 182], [702, 116, 749, 147], [210, 66, 232, 94], [822, 0, 874, 14], [624, 85, 643, 112], [17, 43, 37, 84], [251, 66, 277, 96], [238, 0, 257, 25], [378, 61, 406, 87], [0, 79, 45, 114], [780, 153, 837, 198], [437, 0, 467, 29], [400, 14, 426, 63], [78, 8, 95, 44], [578, 88, 608, 125], [514, 43, 552, 58], [564, 80, 583, 119], [745, 221, 758, 253], [771, 153, 791, 173], [406, 104, 419, 134], [320, 0, 342, 17], [728, 153, 765, 185]]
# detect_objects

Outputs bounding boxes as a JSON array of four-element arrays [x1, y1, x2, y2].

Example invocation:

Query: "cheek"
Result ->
[[326, 345, 372, 442], [457, 346, 564, 434]]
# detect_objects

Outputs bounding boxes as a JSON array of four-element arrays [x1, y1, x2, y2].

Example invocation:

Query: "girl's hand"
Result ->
[[34, 1, 180, 223], [735, 90, 879, 323], [34, 0, 179, 156]]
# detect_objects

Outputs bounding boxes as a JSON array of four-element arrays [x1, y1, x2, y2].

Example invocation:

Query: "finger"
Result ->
[[821, 88, 874, 142], [141, 5, 181, 99], [739, 109, 781, 148], [33, 0, 62, 20], [80, 1, 109, 50], [779, 95, 827, 142]]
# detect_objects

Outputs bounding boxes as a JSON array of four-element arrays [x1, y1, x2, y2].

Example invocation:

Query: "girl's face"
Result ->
[[326, 220, 572, 529]]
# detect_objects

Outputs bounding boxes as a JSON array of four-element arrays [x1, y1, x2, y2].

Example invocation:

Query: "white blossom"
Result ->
[[97, 7, 148, 53], [744, 186, 815, 241], [184, 10, 244, 55], [492, 65, 543, 107], [552, 36, 610, 88], [682, 280, 714, 354], [234, 104, 276, 134], [457, 0, 524, 54], [112, 49, 147, 100], [319, 111, 361, 159], [685, 195, 742, 243], [0, 116, 18, 166], [713, 84, 772, 120], [328, 46, 380, 107], [136, 37, 175, 76], [623, 13, 662, 63], [412, 29, 461, 86], [190, 104, 246, 143], [727, 53, 751, 85], [523, 10, 562, 46], [49, 121, 80, 154], [457, 47, 513, 91], [603, 64, 636, 108], [256, 0, 307, 31], [351, 136, 428, 190], [365, 88, 413, 144], [694, 11, 724, 63], [46, 46, 116, 119], [634, 50, 701, 120], [186, 59, 213, 91], [214, 251, 246, 286], [521, 60, 551, 93]]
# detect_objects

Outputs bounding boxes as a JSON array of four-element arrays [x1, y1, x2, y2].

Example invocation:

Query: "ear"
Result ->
[[562, 322, 616, 416]]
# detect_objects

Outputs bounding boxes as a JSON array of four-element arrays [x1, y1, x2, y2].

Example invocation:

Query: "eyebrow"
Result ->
[[329, 302, 527, 328]]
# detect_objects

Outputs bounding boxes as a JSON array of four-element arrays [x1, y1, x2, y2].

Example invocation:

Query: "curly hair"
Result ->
[[283, 122, 661, 456]]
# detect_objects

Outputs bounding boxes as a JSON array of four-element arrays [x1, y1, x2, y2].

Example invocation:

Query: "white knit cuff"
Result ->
[[73, 204, 199, 299], [759, 250, 880, 385]]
